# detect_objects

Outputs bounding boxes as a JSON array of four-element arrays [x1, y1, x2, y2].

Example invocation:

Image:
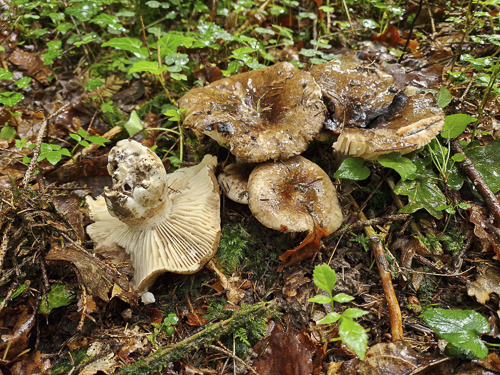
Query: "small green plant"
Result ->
[[309, 263, 368, 359], [348, 231, 370, 252], [422, 308, 490, 359], [150, 313, 179, 344]]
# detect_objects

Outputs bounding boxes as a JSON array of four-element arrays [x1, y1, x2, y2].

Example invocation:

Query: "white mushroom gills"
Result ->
[[86, 140, 220, 292]]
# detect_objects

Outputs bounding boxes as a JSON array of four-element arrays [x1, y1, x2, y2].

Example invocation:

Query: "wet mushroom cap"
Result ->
[[217, 162, 255, 204], [248, 156, 342, 234], [179, 62, 326, 163], [310, 60, 444, 160], [86, 140, 221, 292]]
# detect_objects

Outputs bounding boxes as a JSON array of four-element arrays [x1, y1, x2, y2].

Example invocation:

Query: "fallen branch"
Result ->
[[348, 196, 404, 341], [117, 301, 274, 375], [451, 139, 500, 226]]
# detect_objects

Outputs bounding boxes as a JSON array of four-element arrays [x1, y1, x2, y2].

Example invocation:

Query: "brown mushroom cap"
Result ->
[[217, 162, 255, 204], [179, 62, 326, 163], [247, 156, 342, 234], [310, 60, 444, 160], [86, 140, 221, 292]]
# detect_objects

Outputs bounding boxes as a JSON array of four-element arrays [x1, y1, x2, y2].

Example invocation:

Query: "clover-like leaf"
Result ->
[[334, 157, 371, 180]]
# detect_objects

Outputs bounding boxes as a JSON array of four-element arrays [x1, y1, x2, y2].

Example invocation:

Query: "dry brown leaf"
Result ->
[[8, 49, 52, 85], [327, 341, 453, 375], [253, 326, 323, 375], [467, 264, 500, 306], [46, 242, 137, 304]]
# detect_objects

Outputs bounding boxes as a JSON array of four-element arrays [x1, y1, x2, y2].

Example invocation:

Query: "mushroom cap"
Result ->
[[333, 95, 444, 160], [310, 60, 444, 160], [247, 156, 342, 234], [217, 162, 255, 204], [179, 62, 326, 163], [86, 140, 221, 292]]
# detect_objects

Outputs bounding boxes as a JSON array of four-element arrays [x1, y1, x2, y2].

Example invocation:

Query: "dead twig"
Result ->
[[211, 342, 259, 375], [451, 139, 500, 226], [348, 196, 404, 342]]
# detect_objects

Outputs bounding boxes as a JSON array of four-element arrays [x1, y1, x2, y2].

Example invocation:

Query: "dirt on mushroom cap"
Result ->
[[247, 155, 342, 234], [179, 62, 326, 163]]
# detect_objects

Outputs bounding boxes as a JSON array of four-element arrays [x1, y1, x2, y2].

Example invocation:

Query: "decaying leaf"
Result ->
[[467, 264, 500, 308], [46, 242, 137, 304], [253, 326, 325, 375], [8, 49, 52, 85], [326, 341, 453, 375], [0, 304, 37, 360]]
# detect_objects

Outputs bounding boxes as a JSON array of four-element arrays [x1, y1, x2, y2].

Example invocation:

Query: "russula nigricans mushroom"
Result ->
[[86, 140, 220, 292], [178, 62, 326, 163], [247, 155, 343, 269], [310, 60, 445, 160], [217, 162, 255, 204]]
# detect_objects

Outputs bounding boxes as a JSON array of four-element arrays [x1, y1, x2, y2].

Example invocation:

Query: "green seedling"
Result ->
[[150, 313, 179, 345], [309, 263, 368, 360]]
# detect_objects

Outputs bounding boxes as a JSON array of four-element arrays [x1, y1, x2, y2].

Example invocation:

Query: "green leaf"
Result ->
[[333, 293, 355, 303], [15, 138, 28, 148], [465, 138, 500, 194], [39, 284, 75, 314], [312, 263, 337, 297], [0, 92, 24, 107], [422, 308, 489, 359], [128, 61, 168, 76], [452, 153, 465, 162], [394, 176, 447, 219], [378, 153, 416, 181], [124, 110, 143, 136], [441, 114, 476, 139], [42, 40, 62, 65], [89, 14, 125, 34], [155, 33, 187, 58], [86, 135, 110, 147], [0, 125, 16, 141], [342, 308, 369, 319], [14, 76, 31, 89], [319, 312, 341, 325], [85, 78, 105, 91], [339, 317, 368, 360], [102, 37, 146, 56], [0, 68, 14, 80], [334, 157, 371, 180], [437, 86, 452, 108], [309, 295, 332, 304]]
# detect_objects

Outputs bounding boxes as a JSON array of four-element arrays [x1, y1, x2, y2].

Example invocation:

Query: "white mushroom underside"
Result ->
[[86, 155, 220, 292]]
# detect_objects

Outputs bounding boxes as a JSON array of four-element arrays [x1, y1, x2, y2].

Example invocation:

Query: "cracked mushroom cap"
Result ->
[[310, 60, 444, 160], [247, 156, 342, 234], [178, 62, 326, 163], [86, 140, 220, 292]]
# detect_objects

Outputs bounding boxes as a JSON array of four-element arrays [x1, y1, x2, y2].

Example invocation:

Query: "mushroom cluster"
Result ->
[[177, 59, 445, 269], [86, 140, 220, 293]]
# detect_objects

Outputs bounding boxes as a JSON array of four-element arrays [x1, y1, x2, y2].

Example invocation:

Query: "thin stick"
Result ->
[[451, 139, 500, 226], [211, 343, 259, 375], [349, 196, 404, 341]]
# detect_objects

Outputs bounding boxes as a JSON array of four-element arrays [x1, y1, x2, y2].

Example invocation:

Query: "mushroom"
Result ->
[[217, 162, 255, 204], [310, 60, 445, 160], [86, 140, 220, 292], [178, 62, 326, 163], [247, 156, 343, 269]]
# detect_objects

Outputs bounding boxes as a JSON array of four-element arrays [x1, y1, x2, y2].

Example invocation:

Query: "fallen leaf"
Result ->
[[467, 264, 500, 306], [327, 341, 453, 374], [46, 242, 137, 304], [8, 49, 52, 85]]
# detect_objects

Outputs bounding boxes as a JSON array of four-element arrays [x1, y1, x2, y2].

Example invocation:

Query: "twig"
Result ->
[[211, 343, 259, 375], [348, 196, 404, 341], [398, 0, 423, 63], [451, 139, 500, 226]]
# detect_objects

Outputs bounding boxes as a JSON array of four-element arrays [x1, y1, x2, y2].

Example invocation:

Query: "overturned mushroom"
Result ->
[[179, 62, 326, 163], [86, 140, 220, 292], [310, 60, 444, 160], [247, 156, 343, 269]]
